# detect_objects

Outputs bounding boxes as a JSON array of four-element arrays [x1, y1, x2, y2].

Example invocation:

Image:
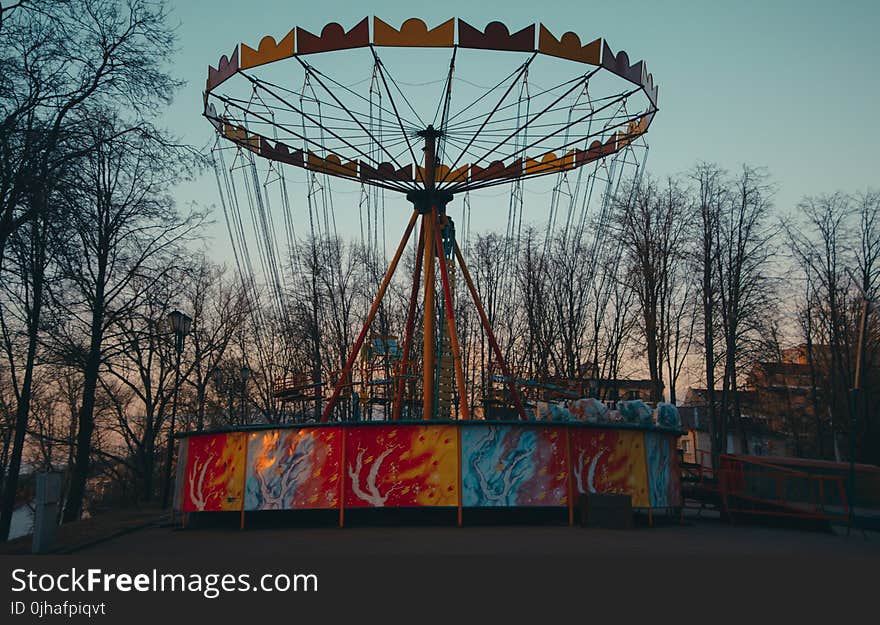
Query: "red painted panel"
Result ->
[[344, 425, 458, 507]]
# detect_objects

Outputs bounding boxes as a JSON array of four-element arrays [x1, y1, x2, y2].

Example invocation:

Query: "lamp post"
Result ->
[[239, 365, 251, 424], [161, 309, 192, 509]]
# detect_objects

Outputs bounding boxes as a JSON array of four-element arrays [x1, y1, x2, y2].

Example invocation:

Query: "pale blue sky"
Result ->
[[164, 0, 880, 255]]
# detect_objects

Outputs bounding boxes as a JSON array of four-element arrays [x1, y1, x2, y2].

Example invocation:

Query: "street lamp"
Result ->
[[240, 365, 251, 424], [161, 309, 192, 509]]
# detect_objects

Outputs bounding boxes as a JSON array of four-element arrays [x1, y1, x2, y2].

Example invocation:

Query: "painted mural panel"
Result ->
[[461, 425, 568, 507], [182, 432, 246, 512], [245, 428, 341, 510], [645, 432, 682, 508], [569, 429, 650, 508], [172, 436, 189, 512], [344, 425, 458, 507]]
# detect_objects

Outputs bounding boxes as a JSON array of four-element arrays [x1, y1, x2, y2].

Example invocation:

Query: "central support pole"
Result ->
[[423, 211, 436, 419], [421, 127, 439, 420], [433, 213, 470, 420]]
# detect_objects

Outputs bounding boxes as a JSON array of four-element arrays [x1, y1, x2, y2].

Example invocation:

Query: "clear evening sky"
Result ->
[[164, 0, 880, 256]]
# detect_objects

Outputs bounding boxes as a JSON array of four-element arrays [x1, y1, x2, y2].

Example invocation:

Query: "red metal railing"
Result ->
[[718, 455, 850, 523]]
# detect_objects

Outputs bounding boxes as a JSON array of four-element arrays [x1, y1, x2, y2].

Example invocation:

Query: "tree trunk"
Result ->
[[732, 369, 748, 453], [196, 383, 206, 431], [705, 339, 718, 467], [142, 414, 156, 502], [0, 213, 47, 540], [63, 278, 105, 523], [645, 312, 663, 403], [804, 328, 824, 458], [0, 298, 43, 540]]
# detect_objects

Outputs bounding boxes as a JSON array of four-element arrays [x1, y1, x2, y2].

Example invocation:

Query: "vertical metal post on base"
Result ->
[[564, 428, 574, 527], [32, 471, 62, 554], [339, 427, 346, 528], [457, 425, 463, 527], [422, 209, 436, 420]]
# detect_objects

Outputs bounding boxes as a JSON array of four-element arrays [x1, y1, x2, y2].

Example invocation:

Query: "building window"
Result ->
[[681, 440, 690, 453]]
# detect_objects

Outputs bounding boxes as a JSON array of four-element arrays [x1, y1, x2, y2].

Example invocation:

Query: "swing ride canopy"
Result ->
[[203, 17, 658, 199]]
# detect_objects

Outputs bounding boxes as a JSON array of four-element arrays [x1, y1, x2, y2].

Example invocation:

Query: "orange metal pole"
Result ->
[[422, 127, 438, 421], [565, 427, 574, 527], [339, 427, 346, 528], [432, 213, 470, 421], [393, 219, 425, 421], [321, 210, 419, 422], [457, 424, 463, 527], [240, 439, 247, 530], [453, 242, 529, 421], [641, 431, 653, 525], [423, 209, 436, 420]]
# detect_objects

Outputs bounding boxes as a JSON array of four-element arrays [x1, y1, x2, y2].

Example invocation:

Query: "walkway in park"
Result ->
[[3, 507, 877, 558], [72, 515, 879, 559]]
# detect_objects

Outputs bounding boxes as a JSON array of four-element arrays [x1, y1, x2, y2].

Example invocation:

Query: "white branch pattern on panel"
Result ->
[[348, 446, 399, 506], [188, 453, 214, 510]]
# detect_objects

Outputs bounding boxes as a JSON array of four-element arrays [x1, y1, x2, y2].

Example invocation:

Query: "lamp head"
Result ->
[[168, 309, 193, 335]]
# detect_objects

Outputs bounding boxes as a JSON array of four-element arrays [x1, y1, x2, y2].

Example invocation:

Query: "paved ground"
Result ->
[[77, 514, 880, 558], [5, 511, 875, 621], [0, 507, 167, 555]]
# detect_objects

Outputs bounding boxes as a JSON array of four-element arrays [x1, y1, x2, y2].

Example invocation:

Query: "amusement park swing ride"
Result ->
[[175, 18, 682, 526]]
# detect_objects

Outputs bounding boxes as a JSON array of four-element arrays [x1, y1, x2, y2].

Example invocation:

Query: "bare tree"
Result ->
[[611, 175, 688, 403], [54, 115, 201, 522], [179, 258, 247, 431], [715, 166, 778, 452], [795, 265, 829, 458], [546, 233, 592, 380], [0, 0, 181, 261], [787, 193, 853, 461], [790, 190, 880, 464], [0, 166, 67, 539], [98, 270, 182, 502], [692, 163, 725, 464]]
